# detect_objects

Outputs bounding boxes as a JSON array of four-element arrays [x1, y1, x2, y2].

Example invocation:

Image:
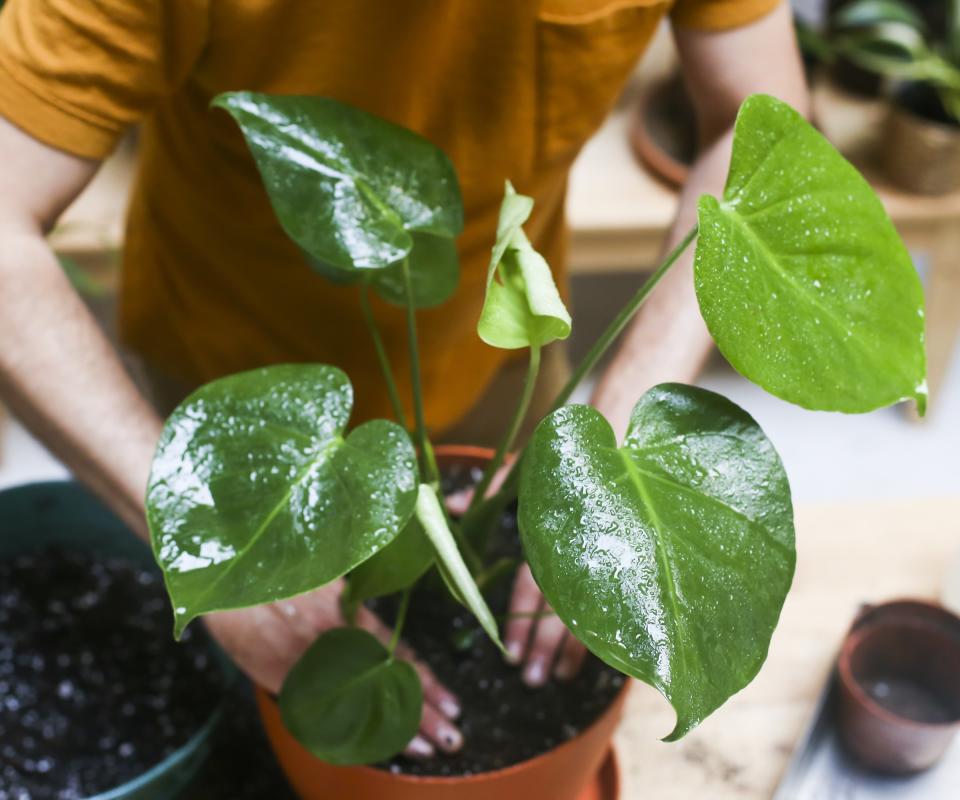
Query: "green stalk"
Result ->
[[551, 224, 698, 411], [466, 224, 698, 536], [388, 588, 412, 657], [359, 282, 406, 425], [467, 344, 541, 514], [401, 259, 440, 484]]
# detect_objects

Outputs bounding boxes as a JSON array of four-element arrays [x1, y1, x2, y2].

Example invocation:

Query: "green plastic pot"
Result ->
[[0, 480, 229, 800]]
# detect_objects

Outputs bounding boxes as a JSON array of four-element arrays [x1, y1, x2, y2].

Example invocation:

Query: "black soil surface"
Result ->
[[372, 462, 626, 777], [0, 548, 222, 800]]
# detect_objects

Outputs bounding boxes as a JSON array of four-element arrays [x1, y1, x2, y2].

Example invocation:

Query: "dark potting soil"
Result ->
[[372, 461, 626, 777], [0, 547, 223, 800]]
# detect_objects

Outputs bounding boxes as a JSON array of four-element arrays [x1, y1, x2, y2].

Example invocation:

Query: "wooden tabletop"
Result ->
[[615, 497, 960, 799]]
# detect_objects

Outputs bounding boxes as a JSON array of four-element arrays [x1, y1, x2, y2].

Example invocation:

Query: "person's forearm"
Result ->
[[0, 227, 162, 539], [591, 132, 731, 437]]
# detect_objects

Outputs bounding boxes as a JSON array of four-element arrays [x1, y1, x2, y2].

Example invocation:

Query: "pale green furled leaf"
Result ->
[[147, 365, 418, 636], [414, 484, 504, 651], [695, 94, 926, 414], [213, 92, 463, 272], [478, 182, 571, 349], [519, 385, 795, 740], [347, 515, 434, 604], [279, 628, 422, 765]]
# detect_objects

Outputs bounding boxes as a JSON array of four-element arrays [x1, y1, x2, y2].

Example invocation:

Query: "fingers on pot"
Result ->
[[523, 610, 568, 688], [505, 564, 540, 665], [355, 604, 462, 721], [420, 700, 464, 753], [404, 735, 436, 760], [554, 634, 587, 682]]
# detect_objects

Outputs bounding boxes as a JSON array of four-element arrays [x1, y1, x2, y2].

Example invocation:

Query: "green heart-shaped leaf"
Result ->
[[147, 365, 418, 636], [695, 94, 926, 414], [213, 92, 463, 272], [478, 182, 571, 349], [347, 515, 434, 605], [519, 384, 795, 740], [280, 628, 422, 765], [415, 484, 504, 651]]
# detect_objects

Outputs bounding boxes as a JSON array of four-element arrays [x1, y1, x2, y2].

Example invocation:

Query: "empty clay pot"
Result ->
[[837, 600, 960, 773]]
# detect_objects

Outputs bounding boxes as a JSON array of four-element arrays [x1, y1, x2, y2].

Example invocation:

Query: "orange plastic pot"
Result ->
[[257, 445, 629, 800]]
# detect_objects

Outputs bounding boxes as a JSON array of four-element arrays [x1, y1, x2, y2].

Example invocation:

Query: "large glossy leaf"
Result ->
[[346, 515, 434, 604], [147, 365, 418, 636], [519, 384, 795, 740], [213, 92, 463, 271], [695, 94, 926, 414], [415, 484, 504, 651], [478, 183, 571, 349], [279, 628, 422, 765]]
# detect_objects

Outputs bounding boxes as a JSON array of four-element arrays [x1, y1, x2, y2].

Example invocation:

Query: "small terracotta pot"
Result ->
[[257, 444, 629, 799], [837, 600, 960, 773], [884, 103, 960, 196]]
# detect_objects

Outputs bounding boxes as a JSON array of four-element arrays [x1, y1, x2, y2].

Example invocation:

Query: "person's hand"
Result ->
[[447, 465, 587, 686], [504, 564, 587, 686], [203, 579, 462, 759]]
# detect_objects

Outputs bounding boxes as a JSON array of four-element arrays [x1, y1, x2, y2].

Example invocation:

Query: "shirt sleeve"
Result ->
[[670, 0, 783, 31], [0, 0, 209, 159]]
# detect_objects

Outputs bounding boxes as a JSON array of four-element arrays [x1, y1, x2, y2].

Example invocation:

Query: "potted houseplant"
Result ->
[[830, 0, 960, 192], [145, 92, 926, 800]]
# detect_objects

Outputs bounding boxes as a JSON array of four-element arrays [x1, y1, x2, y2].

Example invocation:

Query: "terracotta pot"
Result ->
[[884, 102, 960, 196], [257, 444, 630, 799], [837, 600, 960, 773], [628, 70, 695, 188]]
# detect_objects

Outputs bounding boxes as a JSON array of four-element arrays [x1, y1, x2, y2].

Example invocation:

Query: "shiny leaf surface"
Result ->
[[147, 365, 418, 636], [415, 485, 504, 651], [214, 92, 463, 271], [279, 628, 422, 765], [519, 384, 795, 740], [478, 183, 571, 349], [695, 94, 926, 413]]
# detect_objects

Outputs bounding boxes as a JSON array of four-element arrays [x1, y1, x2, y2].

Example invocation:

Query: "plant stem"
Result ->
[[401, 259, 440, 484], [551, 224, 697, 411], [467, 224, 698, 533], [467, 344, 541, 514], [359, 282, 406, 425], [388, 588, 412, 657]]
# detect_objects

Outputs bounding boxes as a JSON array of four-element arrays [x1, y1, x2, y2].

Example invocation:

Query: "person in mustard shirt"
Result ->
[[0, 0, 808, 757]]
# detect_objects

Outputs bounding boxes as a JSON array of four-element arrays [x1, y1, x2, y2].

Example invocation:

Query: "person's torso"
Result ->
[[122, 0, 668, 430]]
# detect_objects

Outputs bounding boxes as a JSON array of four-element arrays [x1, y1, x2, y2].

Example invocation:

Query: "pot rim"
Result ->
[[261, 442, 631, 785], [891, 96, 960, 137], [838, 598, 960, 731], [258, 682, 629, 786]]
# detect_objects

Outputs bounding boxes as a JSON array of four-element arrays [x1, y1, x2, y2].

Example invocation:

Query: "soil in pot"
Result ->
[[0, 547, 223, 800], [369, 462, 626, 778], [897, 82, 958, 128]]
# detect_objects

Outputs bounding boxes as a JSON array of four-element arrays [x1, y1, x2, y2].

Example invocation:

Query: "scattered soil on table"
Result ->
[[0, 547, 223, 800], [372, 462, 625, 777]]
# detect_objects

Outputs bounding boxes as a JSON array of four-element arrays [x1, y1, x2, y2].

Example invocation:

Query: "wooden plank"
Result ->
[[616, 497, 960, 799]]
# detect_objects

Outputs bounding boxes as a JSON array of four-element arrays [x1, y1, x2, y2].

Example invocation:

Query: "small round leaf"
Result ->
[[280, 628, 422, 765]]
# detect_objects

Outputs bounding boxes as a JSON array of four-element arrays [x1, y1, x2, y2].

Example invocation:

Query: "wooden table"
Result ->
[[615, 497, 960, 799]]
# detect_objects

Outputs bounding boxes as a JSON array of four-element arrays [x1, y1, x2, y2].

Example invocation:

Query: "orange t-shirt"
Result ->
[[0, 0, 779, 431]]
